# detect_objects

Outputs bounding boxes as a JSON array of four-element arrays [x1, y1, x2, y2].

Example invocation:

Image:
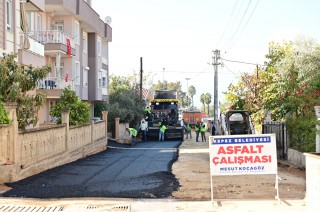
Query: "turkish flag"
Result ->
[[65, 73, 69, 82], [66, 38, 71, 56]]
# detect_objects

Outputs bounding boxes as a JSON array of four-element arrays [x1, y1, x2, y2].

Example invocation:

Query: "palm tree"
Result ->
[[188, 85, 196, 107], [204, 93, 212, 116], [200, 93, 206, 112]]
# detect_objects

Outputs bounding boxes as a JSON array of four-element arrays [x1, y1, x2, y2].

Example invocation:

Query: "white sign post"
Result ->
[[209, 134, 278, 203]]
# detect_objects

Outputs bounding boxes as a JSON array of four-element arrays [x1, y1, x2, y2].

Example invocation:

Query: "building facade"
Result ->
[[1, 0, 112, 124]]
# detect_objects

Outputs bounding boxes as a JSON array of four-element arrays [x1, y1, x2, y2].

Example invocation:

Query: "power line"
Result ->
[[224, 0, 252, 50], [227, 0, 260, 52], [222, 62, 240, 76], [216, 0, 239, 48], [221, 57, 265, 66]]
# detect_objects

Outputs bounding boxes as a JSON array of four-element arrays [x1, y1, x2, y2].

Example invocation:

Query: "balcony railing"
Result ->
[[28, 30, 75, 48], [19, 33, 44, 57], [38, 77, 72, 90]]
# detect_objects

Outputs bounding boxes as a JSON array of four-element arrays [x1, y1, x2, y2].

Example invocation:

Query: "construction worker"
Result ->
[[145, 107, 151, 118], [126, 127, 137, 146], [159, 124, 167, 141], [200, 122, 206, 142], [186, 123, 192, 139], [139, 119, 148, 141], [195, 122, 200, 142], [211, 121, 216, 136]]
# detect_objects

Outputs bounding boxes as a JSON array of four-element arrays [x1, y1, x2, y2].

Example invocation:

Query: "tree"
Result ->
[[200, 93, 205, 112], [188, 85, 196, 107], [108, 75, 145, 127], [0, 53, 51, 129], [50, 86, 90, 125], [204, 93, 212, 116], [223, 37, 320, 151], [108, 89, 145, 127]]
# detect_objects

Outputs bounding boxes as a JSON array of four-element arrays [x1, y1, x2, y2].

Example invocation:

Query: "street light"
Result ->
[[186, 78, 190, 109]]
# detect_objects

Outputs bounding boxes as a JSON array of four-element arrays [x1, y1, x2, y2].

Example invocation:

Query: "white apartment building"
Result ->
[[1, 0, 112, 124]]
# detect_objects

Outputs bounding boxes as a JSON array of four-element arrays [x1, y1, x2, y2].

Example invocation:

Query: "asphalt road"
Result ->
[[2, 140, 182, 199]]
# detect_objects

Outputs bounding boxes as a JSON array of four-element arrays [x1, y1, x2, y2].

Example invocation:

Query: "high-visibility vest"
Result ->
[[195, 124, 200, 132], [187, 124, 191, 131], [129, 128, 137, 137], [200, 125, 206, 132], [160, 125, 167, 133]]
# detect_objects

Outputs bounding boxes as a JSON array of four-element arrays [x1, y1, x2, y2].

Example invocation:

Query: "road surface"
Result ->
[[2, 140, 181, 199]]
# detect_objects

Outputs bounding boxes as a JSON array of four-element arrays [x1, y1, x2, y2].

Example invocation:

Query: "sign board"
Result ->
[[209, 134, 277, 176]]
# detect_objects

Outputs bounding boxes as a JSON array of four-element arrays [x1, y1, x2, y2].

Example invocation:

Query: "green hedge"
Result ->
[[286, 114, 317, 152]]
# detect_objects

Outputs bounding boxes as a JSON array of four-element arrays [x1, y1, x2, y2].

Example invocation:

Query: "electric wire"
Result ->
[[222, 62, 239, 76], [224, 0, 252, 50], [227, 0, 260, 52], [216, 0, 239, 48], [221, 57, 265, 66]]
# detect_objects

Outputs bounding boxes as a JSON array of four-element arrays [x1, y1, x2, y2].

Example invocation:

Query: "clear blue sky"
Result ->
[[92, 0, 320, 107]]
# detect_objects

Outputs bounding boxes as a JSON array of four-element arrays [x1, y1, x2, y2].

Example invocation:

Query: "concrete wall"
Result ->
[[0, 105, 108, 183], [287, 148, 306, 168], [118, 123, 131, 144]]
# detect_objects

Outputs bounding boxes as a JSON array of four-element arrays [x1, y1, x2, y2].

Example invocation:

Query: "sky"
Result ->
[[92, 0, 320, 108]]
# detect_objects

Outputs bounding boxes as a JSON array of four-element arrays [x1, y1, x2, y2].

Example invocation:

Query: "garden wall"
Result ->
[[0, 105, 108, 183]]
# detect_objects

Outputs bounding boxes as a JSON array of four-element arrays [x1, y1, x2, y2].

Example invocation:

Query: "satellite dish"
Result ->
[[104, 16, 112, 25]]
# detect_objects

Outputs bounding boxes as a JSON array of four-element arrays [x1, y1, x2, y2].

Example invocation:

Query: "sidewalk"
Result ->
[[0, 197, 307, 212]]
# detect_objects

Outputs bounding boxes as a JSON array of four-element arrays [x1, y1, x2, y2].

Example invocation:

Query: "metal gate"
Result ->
[[262, 121, 288, 159]]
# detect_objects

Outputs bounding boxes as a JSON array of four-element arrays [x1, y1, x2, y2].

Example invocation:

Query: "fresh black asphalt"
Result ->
[[2, 140, 182, 198]]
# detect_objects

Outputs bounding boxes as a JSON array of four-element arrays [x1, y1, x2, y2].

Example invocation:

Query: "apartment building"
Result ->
[[0, 0, 45, 64], [1, 0, 112, 124]]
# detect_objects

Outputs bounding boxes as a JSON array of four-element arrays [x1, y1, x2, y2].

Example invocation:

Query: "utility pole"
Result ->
[[186, 78, 190, 110], [140, 57, 143, 100], [212, 50, 221, 127]]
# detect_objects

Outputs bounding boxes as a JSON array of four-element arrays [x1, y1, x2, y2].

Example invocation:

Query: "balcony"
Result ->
[[18, 33, 45, 66], [37, 77, 73, 98], [28, 31, 76, 57], [22, 0, 45, 12], [45, 0, 112, 40]]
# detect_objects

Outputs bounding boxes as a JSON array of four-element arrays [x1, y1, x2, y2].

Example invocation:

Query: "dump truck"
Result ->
[[146, 90, 184, 140], [221, 110, 255, 135], [182, 111, 202, 127]]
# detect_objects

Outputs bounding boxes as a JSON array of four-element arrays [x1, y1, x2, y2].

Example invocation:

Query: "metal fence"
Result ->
[[262, 121, 288, 159]]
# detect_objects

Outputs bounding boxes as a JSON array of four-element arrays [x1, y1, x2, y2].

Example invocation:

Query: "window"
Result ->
[[56, 62, 64, 79], [97, 37, 101, 56], [83, 32, 87, 53], [74, 21, 80, 44], [53, 21, 64, 31], [6, 0, 12, 31], [26, 12, 34, 31], [35, 13, 41, 31], [102, 72, 107, 87], [83, 67, 88, 87], [75, 61, 80, 85], [98, 71, 102, 88]]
